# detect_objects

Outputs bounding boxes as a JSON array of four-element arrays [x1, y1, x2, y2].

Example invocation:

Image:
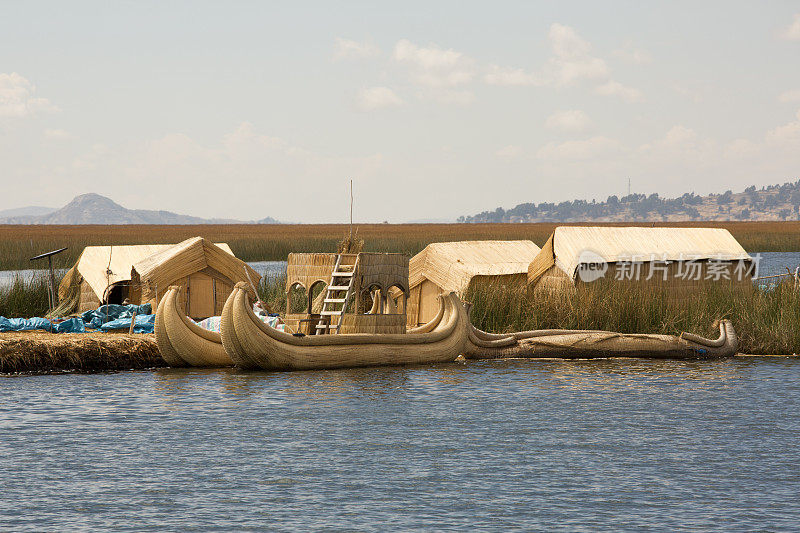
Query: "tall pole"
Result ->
[[349, 179, 353, 239]]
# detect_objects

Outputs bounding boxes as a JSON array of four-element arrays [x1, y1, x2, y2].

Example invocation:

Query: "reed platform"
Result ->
[[0, 332, 165, 373]]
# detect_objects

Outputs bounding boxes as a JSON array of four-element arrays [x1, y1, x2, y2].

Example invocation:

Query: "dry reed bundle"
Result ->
[[337, 228, 364, 254], [0, 331, 164, 373]]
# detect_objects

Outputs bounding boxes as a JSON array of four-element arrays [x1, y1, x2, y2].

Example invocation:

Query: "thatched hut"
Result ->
[[132, 237, 260, 318], [284, 252, 409, 334], [58, 237, 259, 318], [406, 240, 541, 326], [528, 226, 753, 292]]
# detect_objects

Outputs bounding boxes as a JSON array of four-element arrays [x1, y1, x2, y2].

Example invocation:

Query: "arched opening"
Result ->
[[358, 284, 384, 314], [286, 282, 307, 314], [387, 284, 407, 315], [309, 280, 328, 314]]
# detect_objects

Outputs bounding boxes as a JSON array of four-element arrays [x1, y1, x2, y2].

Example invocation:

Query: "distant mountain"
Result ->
[[0, 193, 280, 225], [0, 205, 57, 218], [460, 180, 800, 223]]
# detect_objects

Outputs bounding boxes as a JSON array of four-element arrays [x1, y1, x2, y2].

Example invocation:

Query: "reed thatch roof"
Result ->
[[60, 244, 175, 301], [133, 237, 259, 300], [528, 226, 751, 284], [410, 240, 542, 293], [59, 239, 245, 302]]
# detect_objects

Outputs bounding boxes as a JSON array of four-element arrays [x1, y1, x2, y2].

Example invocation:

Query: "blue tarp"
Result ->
[[82, 303, 152, 330], [0, 316, 85, 333], [0, 316, 53, 332], [0, 303, 153, 334], [53, 317, 86, 333], [99, 313, 155, 334]]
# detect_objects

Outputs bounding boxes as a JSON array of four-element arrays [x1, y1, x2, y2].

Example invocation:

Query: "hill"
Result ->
[[459, 180, 800, 223], [0, 194, 279, 225], [0, 206, 57, 218]]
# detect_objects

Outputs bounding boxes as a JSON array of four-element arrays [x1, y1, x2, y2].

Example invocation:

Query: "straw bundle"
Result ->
[[337, 229, 364, 254]]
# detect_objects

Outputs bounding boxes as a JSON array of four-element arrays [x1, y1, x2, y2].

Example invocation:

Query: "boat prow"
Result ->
[[220, 282, 469, 371], [155, 285, 233, 367]]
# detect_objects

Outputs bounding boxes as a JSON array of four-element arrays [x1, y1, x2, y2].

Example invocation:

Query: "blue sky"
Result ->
[[1, 1, 799, 222]]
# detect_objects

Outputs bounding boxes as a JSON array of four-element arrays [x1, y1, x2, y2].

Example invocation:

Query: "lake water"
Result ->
[[0, 262, 289, 289], [1, 357, 798, 531], [1, 253, 799, 289]]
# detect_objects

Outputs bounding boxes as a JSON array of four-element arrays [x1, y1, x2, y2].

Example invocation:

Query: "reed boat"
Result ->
[[219, 282, 469, 371], [155, 285, 232, 367], [464, 320, 738, 360]]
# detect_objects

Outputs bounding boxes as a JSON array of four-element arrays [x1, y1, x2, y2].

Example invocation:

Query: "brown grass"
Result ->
[[1, 220, 798, 271], [467, 278, 800, 355], [0, 331, 163, 373]]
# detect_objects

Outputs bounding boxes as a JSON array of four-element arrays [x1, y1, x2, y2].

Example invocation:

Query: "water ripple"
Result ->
[[1, 358, 799, 531]]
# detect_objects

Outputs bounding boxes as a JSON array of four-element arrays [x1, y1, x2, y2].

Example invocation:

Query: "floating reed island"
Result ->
[[5, 227, 800, 375], [0, 332, 163, 374]]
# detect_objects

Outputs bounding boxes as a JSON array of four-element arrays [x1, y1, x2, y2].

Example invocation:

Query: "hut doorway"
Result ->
[[188, 273, 215, 318], [105, 282, 130, 305]]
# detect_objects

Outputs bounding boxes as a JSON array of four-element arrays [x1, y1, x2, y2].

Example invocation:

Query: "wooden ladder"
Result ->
[[316, 253, 358, 334]]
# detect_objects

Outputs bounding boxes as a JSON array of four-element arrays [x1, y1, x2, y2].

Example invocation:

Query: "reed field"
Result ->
[[0, 273, 51, 319], [2, 221, 800, 271], [2, 267, 800, 354], [466, 280, 800, 355]]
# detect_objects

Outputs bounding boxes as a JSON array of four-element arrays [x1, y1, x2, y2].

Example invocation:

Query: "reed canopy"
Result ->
[[528, 226, 753, 292], [407, 240, 541, 326], [58, 237, 259, 318]]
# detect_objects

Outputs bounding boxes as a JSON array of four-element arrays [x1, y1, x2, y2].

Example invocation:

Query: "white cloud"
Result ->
[[545, 110, 592, 132], [779, 90, 800, 103], [484, 65, 539, 86], [765, 109, 800, 144], [639, 126, 704, 155], [333, 38, 381, 60], [356, 86, 403, 111], [544, 23, 610, 86], [595, 80, 644, 102], [393, 39, 475, 87], [44, 129, 73, 140], [781, 13, 800, 41], [0, 73, 57, 118], [537, 136, 623, 161], [614, 41, 652, 64], [495, 145, 522, 158], [661, 125, 698, 146]]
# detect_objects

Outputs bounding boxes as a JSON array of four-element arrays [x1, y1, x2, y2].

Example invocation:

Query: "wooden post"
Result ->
[[128, 310, 137, 334], [29, 247, 67, 315], [47, 255, 57, 309]]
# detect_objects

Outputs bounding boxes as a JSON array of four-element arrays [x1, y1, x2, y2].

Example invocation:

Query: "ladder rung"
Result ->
[[329, 285, 349, 291], [315, 324, 334, 329], [325, 298, 346, 304], [332, 271, 354, 277], [321, 310, 342, 316]]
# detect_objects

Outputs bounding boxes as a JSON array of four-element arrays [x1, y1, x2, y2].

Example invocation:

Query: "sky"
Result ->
[[1, 1, 799, 223]]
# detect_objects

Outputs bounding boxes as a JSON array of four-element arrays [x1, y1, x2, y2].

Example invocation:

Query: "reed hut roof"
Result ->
[[410, 240, 542, 293], [528, 226, 751, 284], [61, 243, 175, 301], [59, 239, 246, 301], [133, 237, 259, 299]]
